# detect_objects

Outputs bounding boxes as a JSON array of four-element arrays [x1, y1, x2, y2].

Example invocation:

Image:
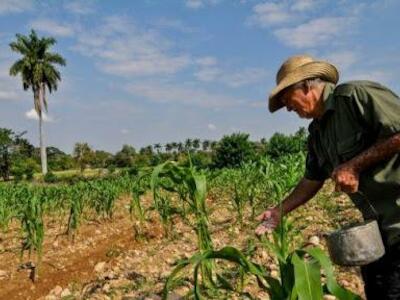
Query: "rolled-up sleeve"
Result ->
[[352, 84, 400, 138]]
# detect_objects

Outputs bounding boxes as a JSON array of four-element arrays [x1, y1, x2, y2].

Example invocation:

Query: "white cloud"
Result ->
[[292, 0, 318, 11], [207, 123, 216, 131], [153, 18, 197, 33], [0, 0, 33, 14], [73, 16, 192, 77], [323, 50, 359, 71], [185, 0, 204, 9], [195, 56, 218, 66], [194, 67, 221, 81], [0, 61, 25, 101], [195, 65, 267, 87], [100, 55, 191, 77], [248, 0, 323, 28], [185, 0, 222, 9], [0, 90, 19, 101], [121, 129, 130, 135], [25, 108, 53, 122], [125, 81, 243, 108], [343, 70, 394, 85], [64, 1, 95, 15], [250, 2, 292, 27], [30, 19, 75, 37], [274, 17, 354, 48], [222, 68, 267, 87]]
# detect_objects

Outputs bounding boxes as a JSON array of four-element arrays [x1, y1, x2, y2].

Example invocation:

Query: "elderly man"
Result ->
[[256, 55, 400, 299]]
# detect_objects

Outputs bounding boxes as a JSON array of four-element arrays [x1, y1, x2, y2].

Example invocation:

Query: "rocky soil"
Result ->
[[0, 183, 365, 300]]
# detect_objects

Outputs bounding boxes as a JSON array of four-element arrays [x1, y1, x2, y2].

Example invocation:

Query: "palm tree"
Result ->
[[165, 143, 172, 153], [73, 142, 93, 173], [9, 30, 66, 175], [171, 142, 178, 154], [184, 138, 192, 151], [192, 138, 200, 151], [202, 140, 210, 151], [154, 143, 162, 154]]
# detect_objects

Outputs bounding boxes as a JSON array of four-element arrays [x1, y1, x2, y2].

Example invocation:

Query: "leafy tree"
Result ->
[[154, 143, 162, 153], [177, 142, 184, 153], [184, 138, 193, 151], [212, 133, 256, 168], [202, 140, 210, 151], [9, 29, 66, 175], [92, 150, 113, 168], [192, 138, 200, 150], [171, 142, 178, 153], [0, 128, 16, 180], [266, 127, 307, 159], [113, 144, 136, 167], [47, 146, 74, 170], [73, 142, 94, 172], [0, 128, 39, 181], [165, 143, 173, 153], [11, 157, 39, 181], [15, 136, 35, 158]]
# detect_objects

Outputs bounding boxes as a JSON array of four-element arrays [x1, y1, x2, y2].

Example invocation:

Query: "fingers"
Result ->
[[335, 179, 358, 193], [256, 210, 271, 221], [332, 166, 359, 194], [255, 221, 276, 236]]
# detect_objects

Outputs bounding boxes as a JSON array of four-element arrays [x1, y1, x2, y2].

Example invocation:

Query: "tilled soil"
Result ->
[[0, 187, 365, 300]]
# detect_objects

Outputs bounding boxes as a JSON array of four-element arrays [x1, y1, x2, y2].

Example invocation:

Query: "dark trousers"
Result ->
[[361, 243, 400, 299]]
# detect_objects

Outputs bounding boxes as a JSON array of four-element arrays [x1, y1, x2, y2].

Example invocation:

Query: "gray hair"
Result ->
[[291, 78, 327, 90]]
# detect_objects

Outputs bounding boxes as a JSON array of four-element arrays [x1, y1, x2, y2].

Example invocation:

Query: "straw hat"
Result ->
[[268, 55, 339, 113]]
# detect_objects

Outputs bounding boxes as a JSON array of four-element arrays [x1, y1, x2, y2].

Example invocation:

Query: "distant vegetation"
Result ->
[[0, 126, 307, 182]]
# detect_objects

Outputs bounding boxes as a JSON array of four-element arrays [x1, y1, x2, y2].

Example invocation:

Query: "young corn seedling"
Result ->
[[66, 182, 88, 240], [151, 160, 215, 288], [163, 153, 361, 300], [16, 187, 44, 281]]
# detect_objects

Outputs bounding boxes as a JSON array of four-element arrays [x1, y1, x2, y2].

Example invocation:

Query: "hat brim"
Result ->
[[268, 61, 339, 113]]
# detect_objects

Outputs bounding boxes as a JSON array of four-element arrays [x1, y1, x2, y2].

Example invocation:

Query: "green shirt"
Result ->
[[305, 80, 400, 246]]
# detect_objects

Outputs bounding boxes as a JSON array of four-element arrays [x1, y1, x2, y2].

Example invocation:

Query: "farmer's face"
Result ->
[[281, 86, 318, 119]]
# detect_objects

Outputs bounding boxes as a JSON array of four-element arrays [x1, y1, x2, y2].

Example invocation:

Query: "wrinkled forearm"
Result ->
[[348, 132, 400, 173], [280, 177, 324, 215]]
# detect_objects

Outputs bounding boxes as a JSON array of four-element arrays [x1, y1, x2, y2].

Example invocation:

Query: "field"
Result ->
[[0, 154, 365, 300]]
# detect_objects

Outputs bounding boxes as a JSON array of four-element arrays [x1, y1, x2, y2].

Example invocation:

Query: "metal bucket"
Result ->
[[326, 220, 385, 266]]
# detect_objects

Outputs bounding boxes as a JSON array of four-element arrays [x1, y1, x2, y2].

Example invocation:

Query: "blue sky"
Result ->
[[1, 0, 399, 153]]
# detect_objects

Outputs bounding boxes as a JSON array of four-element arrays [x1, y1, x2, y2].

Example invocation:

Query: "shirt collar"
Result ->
[[321, 82, 336, 115]]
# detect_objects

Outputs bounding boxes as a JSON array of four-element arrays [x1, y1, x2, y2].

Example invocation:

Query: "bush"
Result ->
[[127, 166, 139, 176], [10, 157, 39, 182], [266, 128, 307, 159], [212, 133, 256, 169], [107, 164, 116, 174], [43, 172, 58, 183]]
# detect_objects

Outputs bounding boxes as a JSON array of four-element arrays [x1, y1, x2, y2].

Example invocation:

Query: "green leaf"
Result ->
[[292, 252, 323, 300], [305, 248, 362, 300]]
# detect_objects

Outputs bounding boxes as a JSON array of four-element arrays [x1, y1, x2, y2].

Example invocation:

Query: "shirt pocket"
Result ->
[[337, 131, 364, 162]]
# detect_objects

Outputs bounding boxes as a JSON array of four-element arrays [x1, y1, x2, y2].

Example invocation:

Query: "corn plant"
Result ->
[[163, 210, 361, 299], [90, 179, 119, 219], [0, 185, 16, 231], [151, 160, 214, 287], [163, 153, 361, 299], [66, 182, 88, 239], [130, 170, 150, 222], [15, 187, 44, 282]]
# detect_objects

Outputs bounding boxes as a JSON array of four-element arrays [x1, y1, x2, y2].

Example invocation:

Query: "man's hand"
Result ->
[[255, 207, 281, 236], [331, 162, 360, 193]]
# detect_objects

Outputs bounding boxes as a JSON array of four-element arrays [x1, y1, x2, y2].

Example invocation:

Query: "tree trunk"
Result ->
[[38, 84, 48, 175]]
